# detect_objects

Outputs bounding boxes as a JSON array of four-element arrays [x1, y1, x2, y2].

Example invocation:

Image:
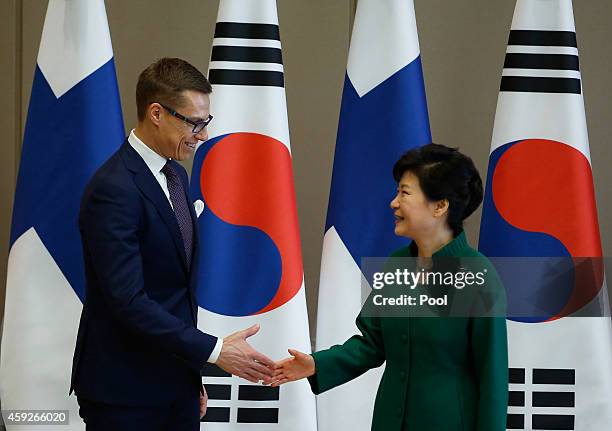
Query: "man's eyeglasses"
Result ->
[[159, 103, 213, 134]]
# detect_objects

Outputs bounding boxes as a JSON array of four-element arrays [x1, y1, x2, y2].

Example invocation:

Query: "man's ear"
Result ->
[[148, 103, 162, 127], [433, 199, 449, 218]]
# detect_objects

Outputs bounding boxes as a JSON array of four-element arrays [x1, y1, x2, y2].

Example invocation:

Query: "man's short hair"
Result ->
[[136, 57, 212, 121]]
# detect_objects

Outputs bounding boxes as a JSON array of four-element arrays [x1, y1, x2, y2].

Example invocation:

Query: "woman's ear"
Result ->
[[433, 199, 449, 217]]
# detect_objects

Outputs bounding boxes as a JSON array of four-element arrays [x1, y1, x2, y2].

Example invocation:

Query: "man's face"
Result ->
[[157, 90, 210, 161]]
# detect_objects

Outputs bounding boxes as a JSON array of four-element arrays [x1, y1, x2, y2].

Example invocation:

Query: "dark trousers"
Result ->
[[77, 387, 200, 431]]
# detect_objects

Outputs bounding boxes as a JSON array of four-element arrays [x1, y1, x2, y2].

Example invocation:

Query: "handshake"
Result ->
[[200, 324, 313, 418], [215, 324, 314, 387]]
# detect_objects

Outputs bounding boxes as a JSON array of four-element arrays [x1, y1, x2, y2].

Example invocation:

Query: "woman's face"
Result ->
[[390, 171, 442, 239]]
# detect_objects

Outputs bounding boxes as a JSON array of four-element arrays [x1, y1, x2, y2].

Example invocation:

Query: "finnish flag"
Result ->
[[0, 1, 124, 429], [315, 1, 431, 430]]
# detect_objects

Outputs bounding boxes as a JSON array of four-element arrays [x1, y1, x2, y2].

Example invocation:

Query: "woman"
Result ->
[[271, 144, 508, 430]]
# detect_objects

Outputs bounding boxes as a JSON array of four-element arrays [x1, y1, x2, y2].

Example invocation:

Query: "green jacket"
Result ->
[[309, 232, 508, 431]]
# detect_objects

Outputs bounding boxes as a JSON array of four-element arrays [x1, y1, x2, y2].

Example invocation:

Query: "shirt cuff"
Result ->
[[207, 338, 223, 363]]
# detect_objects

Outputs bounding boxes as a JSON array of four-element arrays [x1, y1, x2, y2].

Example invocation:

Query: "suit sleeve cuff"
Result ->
[[207, 338, 223, 363]]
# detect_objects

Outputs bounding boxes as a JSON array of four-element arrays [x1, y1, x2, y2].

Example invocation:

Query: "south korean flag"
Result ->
[[190, 1, 317, 430], [479, 1, 612, 430]]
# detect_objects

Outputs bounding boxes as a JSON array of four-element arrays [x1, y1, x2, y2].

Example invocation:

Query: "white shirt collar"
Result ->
[[128, 129, 168, 174]]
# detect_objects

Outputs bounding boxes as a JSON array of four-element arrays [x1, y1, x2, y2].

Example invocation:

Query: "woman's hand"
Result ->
[[270, 349, 316, 387]]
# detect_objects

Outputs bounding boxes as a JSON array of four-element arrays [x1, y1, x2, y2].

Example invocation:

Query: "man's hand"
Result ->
[[200, 385, 207, 419], [269, 349, 315, 387], [216, 324, 274, 383]]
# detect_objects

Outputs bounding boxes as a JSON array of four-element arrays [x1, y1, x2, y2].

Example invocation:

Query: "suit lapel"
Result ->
[[120, 143, 188, 271]]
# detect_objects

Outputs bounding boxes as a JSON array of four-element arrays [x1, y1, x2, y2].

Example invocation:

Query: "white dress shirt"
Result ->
[[128, 130, 223, 364], [128, 130, 172, 207]]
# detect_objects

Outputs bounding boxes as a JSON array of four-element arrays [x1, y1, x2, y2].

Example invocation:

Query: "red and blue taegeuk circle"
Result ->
[[190, 132, 303, 316], [479, 138, 603, 322]]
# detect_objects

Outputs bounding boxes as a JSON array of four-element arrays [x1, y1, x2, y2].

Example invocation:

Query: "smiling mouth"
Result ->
[[184, 141, 197, 149]]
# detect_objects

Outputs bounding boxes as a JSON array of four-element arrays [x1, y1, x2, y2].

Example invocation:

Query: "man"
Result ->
[[71, 58, 274, 430]]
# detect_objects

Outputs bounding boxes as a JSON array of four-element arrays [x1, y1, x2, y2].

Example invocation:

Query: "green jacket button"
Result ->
[[400, 371, 407, 381], [401, 333, 408, 344], [396, 407, 403, 417]]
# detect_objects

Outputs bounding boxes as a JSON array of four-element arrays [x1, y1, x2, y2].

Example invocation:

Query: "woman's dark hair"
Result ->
[[393, 143, 483, 236]]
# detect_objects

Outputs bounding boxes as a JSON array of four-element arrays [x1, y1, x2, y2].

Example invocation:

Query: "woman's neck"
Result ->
[[414, 226, 455, 258]]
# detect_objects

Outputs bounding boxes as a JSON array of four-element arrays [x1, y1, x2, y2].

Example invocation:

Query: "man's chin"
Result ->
[[175, 143, 196, 161]]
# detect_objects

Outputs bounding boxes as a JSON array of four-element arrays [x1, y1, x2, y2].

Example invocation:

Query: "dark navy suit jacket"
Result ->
[[71, 141, 217, 406]]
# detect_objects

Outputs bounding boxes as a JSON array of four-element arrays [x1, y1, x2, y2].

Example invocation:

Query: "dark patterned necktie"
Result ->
[[162, 162, 193, 269]]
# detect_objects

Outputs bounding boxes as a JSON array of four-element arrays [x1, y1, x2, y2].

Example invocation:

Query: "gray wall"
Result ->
[[2, 0, 611, 341]]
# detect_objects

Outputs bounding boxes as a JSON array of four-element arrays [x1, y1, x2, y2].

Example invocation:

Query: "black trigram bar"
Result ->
[[507, 414, 525, 429], [214, 22, 280, 40], [532, 414, 575, 430], [202, 407, 231, 423], [204, 384, 231, 400], [500, 76, 581, 94], [201, 363, 231, 377], [238, 385, 280, 401], [533, 368, 576, 385], [508, 30, 577, 47], [509, 367, 526, 384], [237, 407, 279, 424], [212, 46, 283, 64], [504, 53, 579, 71], [532, 391, 575, 407], [209, 69, 284, 87], [508, 390, 525, 407]]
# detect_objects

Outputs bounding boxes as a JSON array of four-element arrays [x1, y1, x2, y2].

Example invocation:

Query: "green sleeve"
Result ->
[[308, 313, 385, 394]]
